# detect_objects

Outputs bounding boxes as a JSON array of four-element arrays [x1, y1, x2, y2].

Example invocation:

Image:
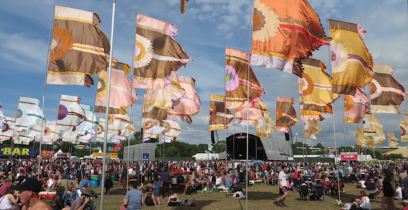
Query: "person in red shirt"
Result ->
[[0, 177, 11, 196], [322, 178, 331, 195]]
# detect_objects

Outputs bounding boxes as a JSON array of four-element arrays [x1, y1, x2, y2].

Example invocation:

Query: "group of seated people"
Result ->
[[297, 176, 344, 201]]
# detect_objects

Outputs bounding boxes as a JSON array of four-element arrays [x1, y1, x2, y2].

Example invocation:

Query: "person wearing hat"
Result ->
[[16, 177, 52, 210], [70, 189, 93, 210]]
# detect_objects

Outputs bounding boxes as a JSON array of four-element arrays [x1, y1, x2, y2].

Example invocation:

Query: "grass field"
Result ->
[[92, 182, 405, 210]]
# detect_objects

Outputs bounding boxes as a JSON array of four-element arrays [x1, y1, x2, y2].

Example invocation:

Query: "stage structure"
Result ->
[[226, 133, 292, 160]]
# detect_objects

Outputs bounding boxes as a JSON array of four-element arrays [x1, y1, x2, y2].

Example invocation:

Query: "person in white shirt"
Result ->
[[275, 166, 289, 207], [358, 190, 371, 210], [395, 184, 403, 200]]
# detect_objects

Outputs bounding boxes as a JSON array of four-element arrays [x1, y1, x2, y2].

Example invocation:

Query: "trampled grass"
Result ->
[[92, 182, 404, 210]]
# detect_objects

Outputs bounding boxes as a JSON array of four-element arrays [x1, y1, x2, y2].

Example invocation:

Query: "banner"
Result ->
[[0, 147, 35, 157], [340, 152, 358, 161]]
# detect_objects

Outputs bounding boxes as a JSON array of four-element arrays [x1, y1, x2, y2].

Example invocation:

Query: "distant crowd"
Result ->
[[0, 158, 407, 209]]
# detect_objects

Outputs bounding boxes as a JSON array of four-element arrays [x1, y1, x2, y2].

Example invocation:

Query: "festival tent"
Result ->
[[383, 147, 408, 158]]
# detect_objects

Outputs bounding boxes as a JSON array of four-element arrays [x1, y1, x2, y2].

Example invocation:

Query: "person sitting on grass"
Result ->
[[143, 189, 159, 207], [356, 190, 371, 210], [123, 181, 143, 210], [167, 191, 195, 207], [70, 189, 95, 210]]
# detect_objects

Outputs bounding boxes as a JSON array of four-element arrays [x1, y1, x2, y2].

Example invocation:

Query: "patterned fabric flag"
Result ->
[[299, 58, 337, 121], [180, 0, 188, 14], [47, 6, 110, 87], [96, 118, 108, 143], [15, 97, 44, 132], [142, 107, 168, 140], [57, 95, 86, 131], [251, 0, 329, 77], [344, 88, 369, 123], [0, 117, 15, 142], [329, 20, 373, 95], [43, 121, 61, 145], [355, 128, 366, 147], [163, 120, 182, 141], [208, 94, 233, 131], [167, 76, 201, 119], [387, 131, 399, 148], [76, 104, 97, 143], [361, 113, 385, 145], [108, 114, 133, 140], [304, 120, 320, 140], [95, 61, 136, 114], [234, 98, 267, 125], [400, 110, 408, 142], [255, 112, 275, 138], [276, 96, 297, 132], [225, 48, 264, 110], [370, 64, 406, 114], [133, 14, 190, 90]]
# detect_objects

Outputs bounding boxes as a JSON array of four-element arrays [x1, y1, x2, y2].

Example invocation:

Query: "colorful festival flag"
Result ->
[[400, 110, 408, 142], [47, 6, 110, 87], [344, 88, 369, 123], [234, 99, 267, 126], [329, 19, 373, 95], [251, 0, 329, 77], [299, 58, 337, 121], [387, 131, 399, 148], [167, 76, 201, 119], [304, 120, 320, 140], [76, 104, 97, 144], [57, 95, 86, 131], [15, 97, 44, 132], [208, 94, 233, 131], [180, 0, 188, 14], [361, 113, 385, 145], [255, 112, 275, 138], [163, 120, 182, 142], [370, 64, 406, 114], [133, 14, 190, 89], [94, 61, 136, 114], [276, 96, 297, 132], [43, 121, 61, 145], [225, 48, 264, 110], [0, 117, 15, 142]]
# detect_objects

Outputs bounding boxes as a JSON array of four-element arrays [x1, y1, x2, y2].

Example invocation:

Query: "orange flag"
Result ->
[[251, 0, 329, 77]]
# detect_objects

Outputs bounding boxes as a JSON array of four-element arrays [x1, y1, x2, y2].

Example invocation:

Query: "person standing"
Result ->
[[123, 182, 143, 210], [381, 167, 396, 210], [275, 166, 289, 207]]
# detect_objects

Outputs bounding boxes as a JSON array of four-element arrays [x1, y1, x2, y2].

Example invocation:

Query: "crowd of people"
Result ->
[[0, 158, 406, 209]]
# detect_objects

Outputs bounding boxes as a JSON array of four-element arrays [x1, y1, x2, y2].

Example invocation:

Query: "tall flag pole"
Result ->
[[246, 1, 255, 208], [100, 0, 116, 209], [327, 19, 348, 203], [38, 4, 55, 174]]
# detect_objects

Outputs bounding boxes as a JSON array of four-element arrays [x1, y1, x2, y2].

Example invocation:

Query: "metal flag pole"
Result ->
[[100, 0, 116, 209], [245, 1, 255, 209], [38, 4, 55, 175], [327, 19, 341, 202], [127, 16, 138, 190]]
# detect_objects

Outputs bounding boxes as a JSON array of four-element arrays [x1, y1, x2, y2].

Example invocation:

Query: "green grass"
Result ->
[[91, 182, 405, 210]]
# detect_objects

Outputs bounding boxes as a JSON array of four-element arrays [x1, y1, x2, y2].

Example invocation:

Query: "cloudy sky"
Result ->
[[0, 0, 407, 147]]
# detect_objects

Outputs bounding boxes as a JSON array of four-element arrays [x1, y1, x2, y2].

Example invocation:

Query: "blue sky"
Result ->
[[0, 0, 407, 146]]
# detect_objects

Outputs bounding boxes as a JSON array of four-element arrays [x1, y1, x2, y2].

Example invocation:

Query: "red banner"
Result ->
[[340, 152, 358, 161]]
